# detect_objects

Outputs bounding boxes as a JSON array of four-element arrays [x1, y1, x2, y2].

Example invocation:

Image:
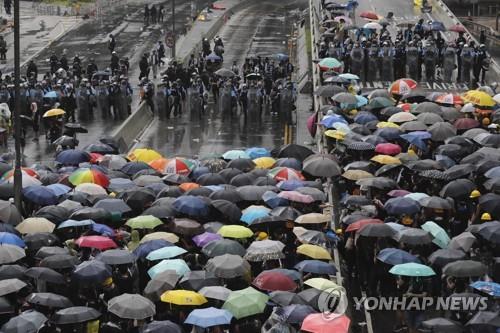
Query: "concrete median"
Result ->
[[111, 102, 154, 152]]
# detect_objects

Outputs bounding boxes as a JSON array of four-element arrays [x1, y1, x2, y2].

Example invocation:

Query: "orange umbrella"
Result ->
[[179, 182, 200, 192]]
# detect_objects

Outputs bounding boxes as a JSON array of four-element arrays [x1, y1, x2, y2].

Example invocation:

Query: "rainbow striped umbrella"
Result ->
[[150, 157, 195, 175], [68, 168, 110, 187], [268, 167, 305, 181]]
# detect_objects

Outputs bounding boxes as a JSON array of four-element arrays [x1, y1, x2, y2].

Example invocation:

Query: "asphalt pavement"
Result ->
[[139, 0, 306, 159], [8, 0, 193, 165]]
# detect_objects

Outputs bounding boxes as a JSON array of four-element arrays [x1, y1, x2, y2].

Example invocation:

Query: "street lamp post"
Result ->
[[172, 0, 176, 59], [13, 0, 22, 210]]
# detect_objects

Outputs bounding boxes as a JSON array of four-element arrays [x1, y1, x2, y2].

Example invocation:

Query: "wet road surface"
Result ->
[[139, 0, 304, 158]]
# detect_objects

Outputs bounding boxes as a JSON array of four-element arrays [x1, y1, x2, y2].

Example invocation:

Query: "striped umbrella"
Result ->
[[389, 79, 418, 96], [268, 167, 304, 181], [151, 158, 194, 175]]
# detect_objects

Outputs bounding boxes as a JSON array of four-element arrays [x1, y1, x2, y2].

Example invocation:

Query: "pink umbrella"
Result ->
[[388, 189, 412, 197], [375, 143, 402, 156], [307, 112, 318, 138], [192, 232, 222, 247], [277, 191, 315, 203], [302, 313, 351, 333], [75, 236, 117, 250]]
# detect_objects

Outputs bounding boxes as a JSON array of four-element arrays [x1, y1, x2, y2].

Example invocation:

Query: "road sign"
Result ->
[[165, 31, 175, 48]]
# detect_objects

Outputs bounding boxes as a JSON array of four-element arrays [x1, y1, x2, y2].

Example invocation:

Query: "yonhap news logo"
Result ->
[[317, 286, 349, 320], [352, 296, 489, 311]]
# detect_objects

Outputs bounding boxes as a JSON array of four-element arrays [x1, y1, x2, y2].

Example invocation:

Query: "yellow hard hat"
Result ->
[[257, 232, 268, 241], [470, 190, 481, 199], [335, 228, 343, 235], [102, 277, 113, 287], [109, 192, 116, 198], [481, 212, 492, 221]]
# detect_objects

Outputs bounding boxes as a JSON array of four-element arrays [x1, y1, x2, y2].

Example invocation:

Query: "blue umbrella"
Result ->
[[274, 158, 302, 170], [191, 166, 210, 180], [294, 260, 337, 275], [22, 186, 59, 205], [57, 219, 94, 229], [374, 127, 402, 141], [120, 162, 152, 176], [262, 191, 289, 209], [148, 259, 191, 278], [470, 281, 500, 297], [55, 149, 90, 165], [72, 260, 111, 285], [185, 307, 232, 328], [133, 239, 174, 258], [246, 147, 270, 159], [146, 246, 187, 261], [46, 184, 72, 196], [400, 132, 431, 151], [384, 197, 421, 215], [274, 53, 289, 61], [320, 115, 348, 128], [377, 248, 421, 265], [278, 304, 316, 324], [424, 21, 446, 31], [44, 91, 58, 98], [0, 232, 25, 247], [435, 154, 456, 169], [92, 223, 115, 237], [354, 111, 378, 124], [173, 196, 210, 217], [205, 53, 222, 62], [241, 208, 270, 224], [277, 180, 307, 191]]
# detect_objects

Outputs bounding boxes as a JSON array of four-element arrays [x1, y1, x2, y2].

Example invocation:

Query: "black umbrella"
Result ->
[[27, 292, 72, 308], [211, 200, 242, 223], [443, 164, 475, 180], [0, 223, 20, 235], [271, 206, 302, 221], [83, 143, 117, 154], [358, 224, 395, 238], [419, 196, 453, 210], [342, 195, 372, 207], [428, 249, 466, 267], [144, 270, 178, 299], [0, 296, 13, 314], [250, 215, 287, 227], [142, 320, 183, 333], [184, 187, 213, 197], [170, 218, 204, 236], [218, 168, 244, 182], [435, 144, 466, 159], [0, 200, 23, 226], [314, 85, 345, 97], [202, 239, 246, 257], [196, 173, 226, 186], [274, 144, 314, 162], [96, 249, 136, 265], [0, 278, 27, 297], [237, 185, 276, 201], [478, 193, 500, 217], [375, 164, 401, 177], [428, 122, 457, 142], [269, 291, 308, 306], [53, 306, 101, 324], [35, 246, 68, 259], [303, 157, 341, 178], [24, 267, 65, 284], [0, 183, 14, 200], [422, 317, 463, 333], [34, 205, 70, 224], [0, 265, 26, 280], [443, 260, 488, 277], [142, 205, 176, 219], [39, 254, 80, 270], [179, 270, 220, 291], [253, 176, 277, 186], [72, 260, 111, 285], [356, 177, 397, 190], [465, 311, 500, 329], [64, 122, 88, 133], [156, 186, 183, 198], [70, 207, 112, 224], [1, 310, 47, 333], [163, 174, 190, 185], [395, 229, 433, 245], [208, 188, 243, 203], [439, 179, 476, 199], [230, 173, 257, 186], [152, 197, 176, 207], [0, 244, 25, 264], [483, 178, 500, 194], [476, 223, 500, 244], [297, 288, 322, 310], [226, 158, 256, 172], [117, 188, 156, 212], [24, 233, 59, 251]]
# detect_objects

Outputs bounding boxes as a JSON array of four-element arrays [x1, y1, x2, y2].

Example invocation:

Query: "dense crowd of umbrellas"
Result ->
[[0, 141, 358, 333]]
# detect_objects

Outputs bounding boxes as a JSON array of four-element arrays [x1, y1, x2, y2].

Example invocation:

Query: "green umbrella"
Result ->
[[421, 221, 450, 249], [126, 215, 163, 229], [389, 263, 436, 277], [318, 57, 342, 70], [222, 287, 269, 319]]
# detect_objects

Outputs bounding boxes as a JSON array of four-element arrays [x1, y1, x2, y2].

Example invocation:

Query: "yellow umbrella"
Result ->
[[295, 213, 330, 225], [140, 232, 179, 244], [16, 217, 55, 234], [253, 157, 276, 169], [462, 90, 496, 107], [127, 148, 163, 163], [304, 277, 339, 290], [341, 169, 374, 181], [370, 154, 402, 165], [43, 108, 65, 118], [217, 225, 253, 239], [297, 244, 332, 260], [161, 290, 207, 306], [376, 121, 400, 129], [324, 130, 345, 140]]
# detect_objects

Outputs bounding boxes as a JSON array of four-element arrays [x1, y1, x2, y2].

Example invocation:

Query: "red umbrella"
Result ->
[[448, 24, 466, 33], [453, 118, 480, 130], [307, 112, 318, 138], [301, 313, 351, 333], [359, 11, 378, 20], [75, 236, 117, 250], [252, 271, 297, 292], [375, 143, 401, 156], [89, 153, 103, 164], [388, 189, 411, 197], [436, 93, 464, 106], [346, 219, 383, 233]]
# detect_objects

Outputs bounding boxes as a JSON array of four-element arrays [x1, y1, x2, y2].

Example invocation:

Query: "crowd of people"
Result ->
[[318, 1, 492, 86]]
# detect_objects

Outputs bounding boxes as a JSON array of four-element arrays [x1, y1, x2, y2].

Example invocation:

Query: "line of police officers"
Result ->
[[319, 18, 491, 86]]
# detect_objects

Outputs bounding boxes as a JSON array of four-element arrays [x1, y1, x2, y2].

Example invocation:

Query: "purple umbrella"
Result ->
[[307, 112, 318, 138], [192, 232, 222, 247]]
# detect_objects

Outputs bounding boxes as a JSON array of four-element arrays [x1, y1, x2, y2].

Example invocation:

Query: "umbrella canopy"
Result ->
[[470, 281, 500, 297], [75, 235, 117, 250], [206, 254, 251, 278], [218, 225, 253, 239], [144, 270, 179, 301], [53, 306, 101, 324], [108, 293, 155, 320], [26, 292, 72, 309], [297, 244, 332, 260], [72, 260, 112, 285], [1, 310, 47, 333], [301, 313, 351, 333], [223, 287, 269, 319], [202, 239, 246, 257], [126, 215, 163, 229], [199, 286, 232, 301], [252, 271, 297, 292], [295, 260, 337, 275], [15, 218, 55, 234], [96, 249, 136, 265], [0, 278, 27, 296], [161, 289, 208, 306], [421, 221, 450, 249], [185, 307, 233, 328], [422, 317, 464, 333], [173, 196, 210, 218], [428, 249, 466, 267], [443, 260, 488, 277], [303, 157, 341, 177], [148, 259, 191, 278], [377, 248, 420, 265], [22, 186, 58, 205], [245, 239, 285, 261], [389, 263, 436, 277]]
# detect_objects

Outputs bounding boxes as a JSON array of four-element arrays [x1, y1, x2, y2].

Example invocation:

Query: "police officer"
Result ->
[[474, 44, 488, 85], [367, 42, 379, 82], [350, 42, 365, 81], [460, 44, 474, 85], [379, 41, 394, 81], [442, 43, 456, 82], [423, 40, 438, 83], [394, 40, 406, 79], [86, 58, 98, 80]]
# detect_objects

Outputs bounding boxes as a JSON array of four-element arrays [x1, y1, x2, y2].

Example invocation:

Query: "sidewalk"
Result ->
[[0, 1, 82, 73]]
